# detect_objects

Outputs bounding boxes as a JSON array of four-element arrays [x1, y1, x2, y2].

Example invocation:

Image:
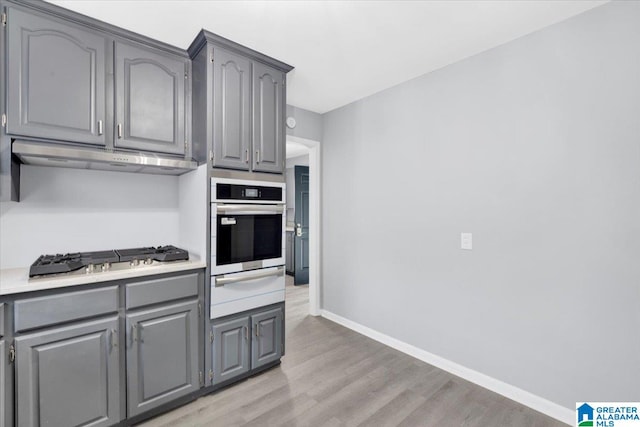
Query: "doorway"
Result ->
[[285, 136, 320, 316]]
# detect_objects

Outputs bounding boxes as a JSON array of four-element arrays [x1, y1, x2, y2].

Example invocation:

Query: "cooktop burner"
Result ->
[[29, 245, 189, 278]]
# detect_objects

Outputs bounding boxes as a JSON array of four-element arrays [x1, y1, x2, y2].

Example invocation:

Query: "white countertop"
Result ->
[[0, 258, 206, 296]]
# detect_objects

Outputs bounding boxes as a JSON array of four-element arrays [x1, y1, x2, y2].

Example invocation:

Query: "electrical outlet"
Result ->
[[461, 233, 472, 250]]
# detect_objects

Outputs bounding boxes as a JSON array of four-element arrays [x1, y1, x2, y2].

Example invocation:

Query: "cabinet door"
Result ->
[[212, 48, 252, 170], [0, 305, 6, 427], [251, 308, 283, 369], [0, 341, 7, 427], [115, 41, 187, 155], [15, 317, 120, 427], [252, 62, 285, 173], [6, 6, 107, 145], [126, 299, 199, 417], [212, 316, 250, 385]]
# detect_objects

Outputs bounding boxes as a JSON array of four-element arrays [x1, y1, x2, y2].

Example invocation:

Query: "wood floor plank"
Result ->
[[397, 379, 469, 427], [357, 389, 427, 427], [242, 393, 318, 427], [138, 277, 568, 427]]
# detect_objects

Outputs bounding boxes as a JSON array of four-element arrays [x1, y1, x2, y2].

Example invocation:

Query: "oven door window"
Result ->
[[216, 214, 282, 265]]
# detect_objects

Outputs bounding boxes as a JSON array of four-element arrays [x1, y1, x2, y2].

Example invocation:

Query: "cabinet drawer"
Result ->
[[14, 286, 118, 333], [126, 273, 199, 310], [0, 303, 5, 337], [211, 267, 284, 319]]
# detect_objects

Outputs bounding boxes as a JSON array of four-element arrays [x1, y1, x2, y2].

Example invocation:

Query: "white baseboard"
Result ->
[[320, 309, 574, 426]]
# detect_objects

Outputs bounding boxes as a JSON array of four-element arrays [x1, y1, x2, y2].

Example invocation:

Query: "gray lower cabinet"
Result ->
[[252, 62, 285, 173], [15, 317, 120, 427], [212, 48, 252, 170], [1, 304, 12, 427], [0, 340, 6, 427], [0, 270, 204, 425], [210, 304, 284, 386], [211, 316, 250, 385], [115, 41, 188, 155], [126, 299, 200, 417], [251, 308, 283, 369], [6, 5, 108, 145]]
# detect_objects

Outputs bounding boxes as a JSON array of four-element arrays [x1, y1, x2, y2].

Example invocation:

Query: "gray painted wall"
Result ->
[[286, 105, 323, 142], [321, 1, 640, 410]]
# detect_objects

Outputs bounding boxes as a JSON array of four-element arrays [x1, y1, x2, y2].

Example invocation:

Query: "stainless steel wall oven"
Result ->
[[210, 178, 286, 318]]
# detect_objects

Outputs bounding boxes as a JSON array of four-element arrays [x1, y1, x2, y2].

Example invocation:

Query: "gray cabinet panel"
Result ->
[[126, 299, 199, 417], [212, 316, 250, 385], [0, 303, 4, 337], [125, 273, 199, 309], [6, 6, 107, 145], [14, 286, 119, 332], [15, 317, 120, 427], [0, 341, 6, 427], [252, 62, 284, 173], [115, 42, 186, 155], [212, 48, 252, 170], [251, 308, 283, 369]]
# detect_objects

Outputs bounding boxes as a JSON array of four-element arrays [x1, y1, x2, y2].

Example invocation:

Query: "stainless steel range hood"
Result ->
[[12, 140, 198, 175]]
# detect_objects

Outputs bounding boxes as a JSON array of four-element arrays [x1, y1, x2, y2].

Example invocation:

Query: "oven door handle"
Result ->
[[215, 267, 284, 287], [216, 204, 284, 215]]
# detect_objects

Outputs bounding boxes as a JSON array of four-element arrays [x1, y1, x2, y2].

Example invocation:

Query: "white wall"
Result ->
[[0, 165, 180, 269], [321, 1, 640, 411], [286, 154, 310, 169], [178, 164, 208, 261]]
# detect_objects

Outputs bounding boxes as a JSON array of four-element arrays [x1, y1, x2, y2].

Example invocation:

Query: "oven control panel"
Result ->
[[216, 183, 282, 201]]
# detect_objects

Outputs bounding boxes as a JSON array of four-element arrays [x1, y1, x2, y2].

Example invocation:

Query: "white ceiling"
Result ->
[[50, 0, 608, 114]]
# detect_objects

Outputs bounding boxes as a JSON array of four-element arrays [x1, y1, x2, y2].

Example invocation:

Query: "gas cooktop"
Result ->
[[29, 245, 189, 278]]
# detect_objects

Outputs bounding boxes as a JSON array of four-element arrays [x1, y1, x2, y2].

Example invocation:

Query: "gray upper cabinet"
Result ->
[[212, 316, 250, 385], [126, 299, 199, 417], [115, 41, 187, 155], [6, 6, 108, 145], [251, 307, 283, 370], [212, 49, 252, 170], [252, 63, 285, 173], [189, 31, 293, 174], [15, 317, 121, 427]]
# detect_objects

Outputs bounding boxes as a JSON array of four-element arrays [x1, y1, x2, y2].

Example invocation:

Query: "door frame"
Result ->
[[286, 135, 321, 316]]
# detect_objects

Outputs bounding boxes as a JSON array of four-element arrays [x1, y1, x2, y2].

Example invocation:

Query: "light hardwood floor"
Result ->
[[138, 276, 566, 427]]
